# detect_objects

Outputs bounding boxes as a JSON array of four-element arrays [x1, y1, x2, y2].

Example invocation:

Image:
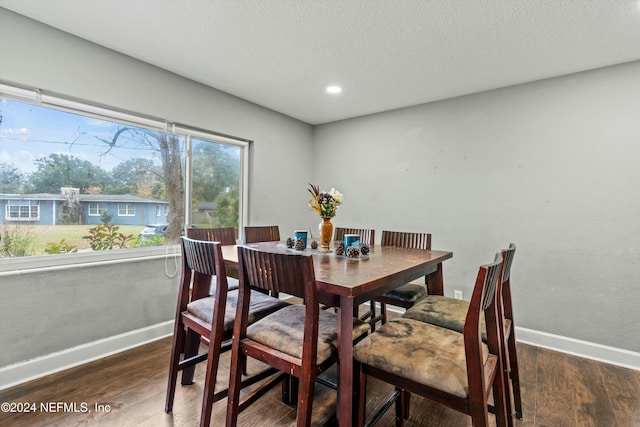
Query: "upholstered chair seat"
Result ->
[[247, 305, 370, 364], [354, 318, 490, 398], [187, 290, 289, 332], [381, 281, 427, 304]]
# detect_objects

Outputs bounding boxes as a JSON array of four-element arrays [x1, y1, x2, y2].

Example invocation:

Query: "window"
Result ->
[[0, 84, 248, 258], [88, 203, 107, 216], [118, 204, 136, 216], [5, 201, 39, 221]]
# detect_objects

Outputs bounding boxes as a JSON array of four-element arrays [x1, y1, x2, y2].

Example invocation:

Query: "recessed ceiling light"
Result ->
[[326, 85, 342, 94]]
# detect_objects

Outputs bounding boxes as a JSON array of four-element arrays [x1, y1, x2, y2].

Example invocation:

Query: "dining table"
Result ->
[[220, 241, 453, 425]]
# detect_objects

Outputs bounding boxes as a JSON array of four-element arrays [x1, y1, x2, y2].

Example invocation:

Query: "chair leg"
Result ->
[[491, 359, 509, 427], [199, 337, 223, 427], [380, 302, 388, 325], [165, 322, 185, 413], [357, 363, 367, 427], [181, 328, 201, 385], [369, 301, 377, 332], [225, 342, 245, 427], [394, 388, 406, 427], [507, 330, 523, 419], [296, 374, 315, 427]]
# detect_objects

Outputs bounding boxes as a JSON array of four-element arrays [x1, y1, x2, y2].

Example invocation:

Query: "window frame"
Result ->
[[0, 82, 250, 265], [88, 203, 107, 217]]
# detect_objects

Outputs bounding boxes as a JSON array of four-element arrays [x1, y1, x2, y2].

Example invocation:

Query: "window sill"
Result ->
[[0, 245, 180, 275]]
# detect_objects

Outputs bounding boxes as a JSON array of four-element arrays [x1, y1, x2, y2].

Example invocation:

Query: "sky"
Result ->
[[0, 97, 164, 174]]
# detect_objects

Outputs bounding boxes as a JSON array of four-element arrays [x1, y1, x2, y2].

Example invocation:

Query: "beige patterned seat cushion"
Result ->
[[402, 295, 489, 342], [353, 318, 489, 398], [186, 290, 289, 332], [381, 281, 427, 303], [246, 305, 371, 365]]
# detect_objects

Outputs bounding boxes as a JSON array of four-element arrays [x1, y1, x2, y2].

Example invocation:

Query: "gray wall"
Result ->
[[314, 61, 640, 353], [0, 8, 313, 371], [1, 6, 638, 372], [0, 253, 178, 367]]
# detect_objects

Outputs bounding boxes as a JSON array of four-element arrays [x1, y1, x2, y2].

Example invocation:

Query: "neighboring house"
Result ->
[[0, 188, 169, 226]]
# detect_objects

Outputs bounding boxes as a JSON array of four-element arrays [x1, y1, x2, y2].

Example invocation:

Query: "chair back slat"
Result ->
[[333, 227, 375, 246], [237, 245, 316, 302], [187, 227, 236, 245], [181, 236, 220, 276], [501, 243, 516, 281], [180, 236, 228, 302], [381, 230, 431, 250], [244, 225, 280, 243]]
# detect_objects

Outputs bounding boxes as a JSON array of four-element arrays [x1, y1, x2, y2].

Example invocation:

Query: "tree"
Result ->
[[96, 127, 184, 244], [28, 154, 112, 193], [0, 162, 24, 193], [106, 158, 163, 197], [192, 143, 240, 203]]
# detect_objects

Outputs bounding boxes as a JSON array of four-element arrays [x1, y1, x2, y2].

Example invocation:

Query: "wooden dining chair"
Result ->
[[371, 230, 433, 325], [187, 227, 238, 293], [165, 237, 289, 427], [402, 243, 521, 419], [333, 227, 378, 326], [244, 225, 280, 243], [225, 245, 371, 427], [333, 226, 375, 248], [187, 227, 237, 245], [353, 253, 508, 427]]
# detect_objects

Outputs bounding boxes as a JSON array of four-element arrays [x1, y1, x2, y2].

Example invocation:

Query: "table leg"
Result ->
[[337, 296, 355, 426], [425, 262, 444, 296]]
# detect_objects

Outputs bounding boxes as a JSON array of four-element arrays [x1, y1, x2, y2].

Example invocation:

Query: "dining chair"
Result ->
[[187, 227, 238, 293], [353, 253, 508, 427], [187, 226, 237, 245], [371, 230, 432, 325], [244, 225, 280, 243], [225, 245, 371, 427], [333, 226, 375, 248], [332, 227, 378, 326], [165, 237, 289, 427], [402, 243, 521, 419]]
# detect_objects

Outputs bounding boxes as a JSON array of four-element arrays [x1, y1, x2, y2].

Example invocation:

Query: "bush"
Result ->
[[1, 225, 37, 257], [44, 239, 78, 254], [83, 224, 136, 250]]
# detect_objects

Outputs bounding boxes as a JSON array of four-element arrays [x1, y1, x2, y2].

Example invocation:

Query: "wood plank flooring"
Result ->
[[1, 337, 639, 426]]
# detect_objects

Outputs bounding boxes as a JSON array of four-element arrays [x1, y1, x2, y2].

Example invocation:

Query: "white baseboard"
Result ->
[[0, 320, 174, 391], [515, 326, 640, 371]]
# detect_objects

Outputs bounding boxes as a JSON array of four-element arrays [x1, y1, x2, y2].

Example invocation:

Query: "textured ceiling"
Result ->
[[2, 0, 640, 125]]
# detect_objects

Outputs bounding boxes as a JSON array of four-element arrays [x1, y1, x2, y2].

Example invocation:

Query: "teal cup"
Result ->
[[344, 234, 360, 249], [294, 230, 308, 248]]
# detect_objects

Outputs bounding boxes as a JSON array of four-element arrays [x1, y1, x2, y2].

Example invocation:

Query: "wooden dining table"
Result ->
[[220, 241, 453, 425]]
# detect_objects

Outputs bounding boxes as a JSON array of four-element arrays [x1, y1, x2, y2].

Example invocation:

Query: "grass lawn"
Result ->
[[3, 224, 144, 254]]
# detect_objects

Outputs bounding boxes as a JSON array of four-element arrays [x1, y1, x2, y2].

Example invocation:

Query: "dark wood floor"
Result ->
[[1, 336, 639, 426]]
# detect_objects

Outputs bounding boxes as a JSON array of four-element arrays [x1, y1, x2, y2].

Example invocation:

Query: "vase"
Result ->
[[318, 216, 333, 252]]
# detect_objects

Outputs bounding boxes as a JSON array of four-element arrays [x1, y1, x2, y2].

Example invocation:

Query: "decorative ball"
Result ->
[[346, 246, 360, 258], [334, 245, 344, 255], [295, 238, 305, 250], [286, 237, 294, 248], [360, 244, 370, 255], [310, 240, 318, 249]]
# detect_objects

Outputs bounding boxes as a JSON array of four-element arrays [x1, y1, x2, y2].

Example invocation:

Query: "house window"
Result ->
[[118, 204, 136, 216], [5, 202, 40, 221], [88, 203, 107, 216], [0, 85, 248, 258]]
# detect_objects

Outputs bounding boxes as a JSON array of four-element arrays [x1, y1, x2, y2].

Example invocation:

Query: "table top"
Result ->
[[221, 242, 452, 303]]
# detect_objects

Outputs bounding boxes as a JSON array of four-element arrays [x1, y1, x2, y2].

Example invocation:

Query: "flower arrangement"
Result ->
[[308, 183, 343, 218]]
